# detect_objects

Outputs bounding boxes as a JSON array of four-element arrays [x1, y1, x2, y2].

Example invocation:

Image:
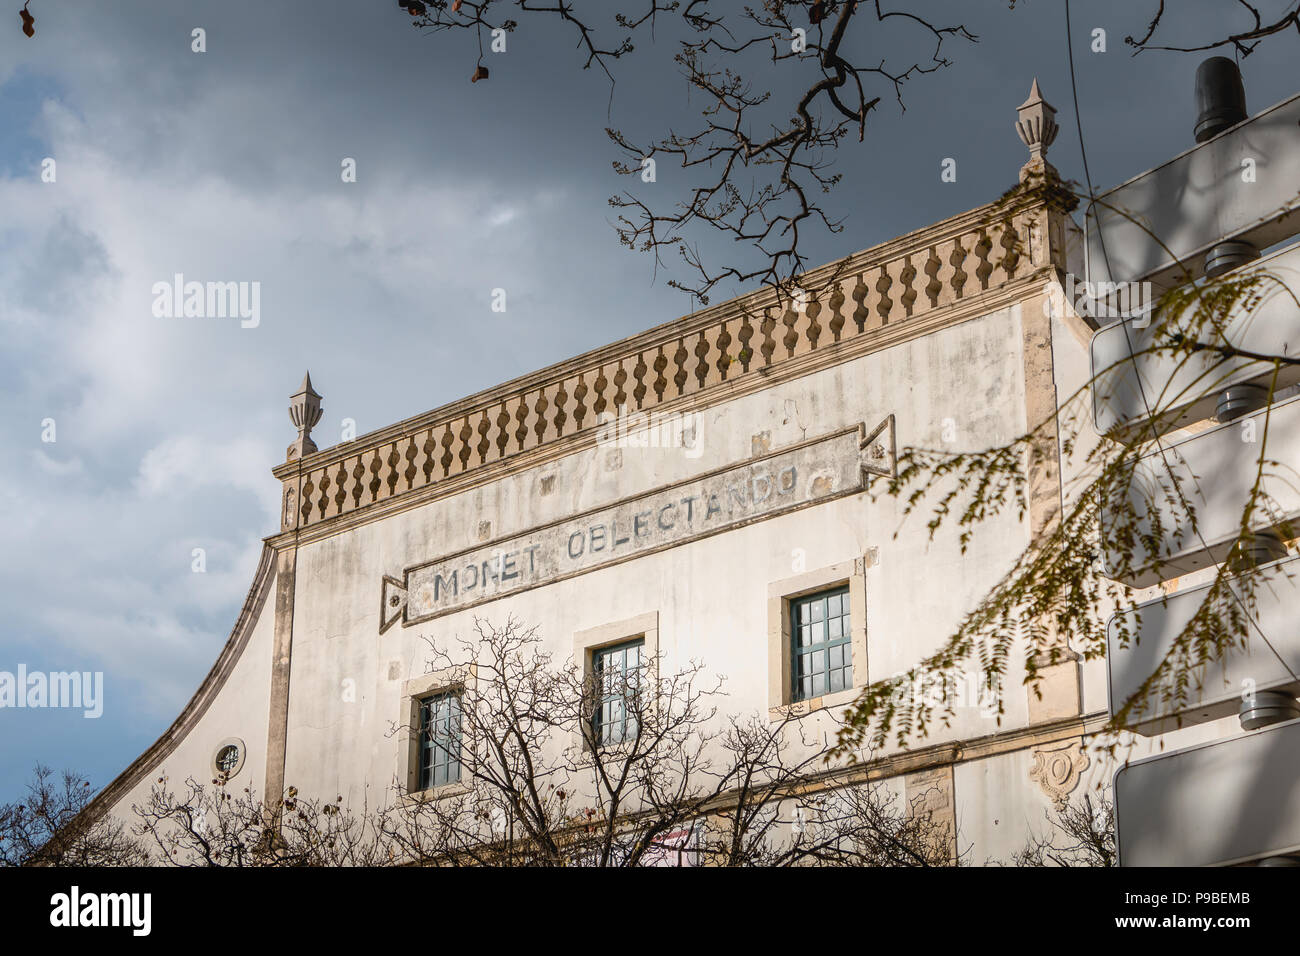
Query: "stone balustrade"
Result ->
[[273, 185, 1072, 535]]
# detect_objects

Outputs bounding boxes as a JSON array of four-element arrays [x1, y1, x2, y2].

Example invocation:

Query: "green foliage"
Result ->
[[834, 192, 1300, 759]]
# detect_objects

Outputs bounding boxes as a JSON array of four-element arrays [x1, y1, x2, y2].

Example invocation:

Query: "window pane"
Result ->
[[592, 637, 645, 746], [417, 690, 461, 790], [790, 586, 851, 702]]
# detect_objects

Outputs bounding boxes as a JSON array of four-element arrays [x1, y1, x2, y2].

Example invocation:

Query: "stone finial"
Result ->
[[1016, 78, 1059, 175], [287, 371, 323, 461]]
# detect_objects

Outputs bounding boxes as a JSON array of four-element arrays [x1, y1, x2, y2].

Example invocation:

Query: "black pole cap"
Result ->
[[1195, 56, 1248, 143]]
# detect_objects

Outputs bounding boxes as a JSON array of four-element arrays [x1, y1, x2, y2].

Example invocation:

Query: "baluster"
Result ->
[[652, 347, 669, 403], [715, 319, 733, 380], [532, 387, 551, 445], [553, 378, 570, 437], [573, 374, 590, 431], [923, 246, 943, 310], [827, 283, 846, 342], [352, 457, 366, 507], [694, 331, 711, 388], [594, 364, 612, 417], [760, 309, 777, 365], [899, 255, 918, 318], [672, 339, 690, 395], [316, 468, 331, 517], [513, 394, 531, 453], [300, 474, 315, 524], [421, 431, 437, 485], [805, 295, 823, 350], [333, 461, 348, 513], [851, 273, 870, 333], [947, 234, 970, 302], [974, 229, 994, 290], [738, 310, 756, 369], [874, 265, 893, 327], [631, 353, 649, 409], [439, 424, 455, 478], [475, 410, 492, 466], [384, 443, 400, 497], [456, 418, 473, 473], [495, 402, 512, 458]]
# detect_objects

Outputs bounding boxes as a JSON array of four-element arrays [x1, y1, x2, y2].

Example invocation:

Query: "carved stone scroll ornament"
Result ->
[[1029, 739, 1089, 807]]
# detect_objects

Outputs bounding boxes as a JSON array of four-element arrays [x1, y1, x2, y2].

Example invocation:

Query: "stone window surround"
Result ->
[[572, 611, 660, 754], [399, 664, 475, 802], [767, 559, 868, 720]]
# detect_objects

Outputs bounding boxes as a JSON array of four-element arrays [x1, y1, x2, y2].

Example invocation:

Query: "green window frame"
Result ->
[[592, 638, 645, 747], [791, 586, 852, 702], [417, 691, 462, 790]]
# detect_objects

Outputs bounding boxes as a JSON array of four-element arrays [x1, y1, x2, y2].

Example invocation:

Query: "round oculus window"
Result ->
[[216, 745, 239, 773], [211, 738, 247, 778]]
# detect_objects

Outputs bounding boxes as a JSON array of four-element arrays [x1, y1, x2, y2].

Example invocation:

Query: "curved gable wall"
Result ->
[[79, 546, 278, 834]]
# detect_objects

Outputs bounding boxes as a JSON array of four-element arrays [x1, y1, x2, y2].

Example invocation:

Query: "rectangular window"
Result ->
[[592, 638, 645, 747], [791, 586, 852, 702], [417, 691, 462, 790]]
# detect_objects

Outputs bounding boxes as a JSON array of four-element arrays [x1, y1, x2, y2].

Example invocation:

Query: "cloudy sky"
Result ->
[[1, 0, 1296, 804]]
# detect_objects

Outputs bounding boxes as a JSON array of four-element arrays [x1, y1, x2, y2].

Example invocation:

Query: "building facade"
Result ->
[[82, 82, 1249, 864]]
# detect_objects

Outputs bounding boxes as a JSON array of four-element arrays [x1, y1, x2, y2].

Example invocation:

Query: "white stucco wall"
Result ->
[[274, 305, 1041, 816]]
